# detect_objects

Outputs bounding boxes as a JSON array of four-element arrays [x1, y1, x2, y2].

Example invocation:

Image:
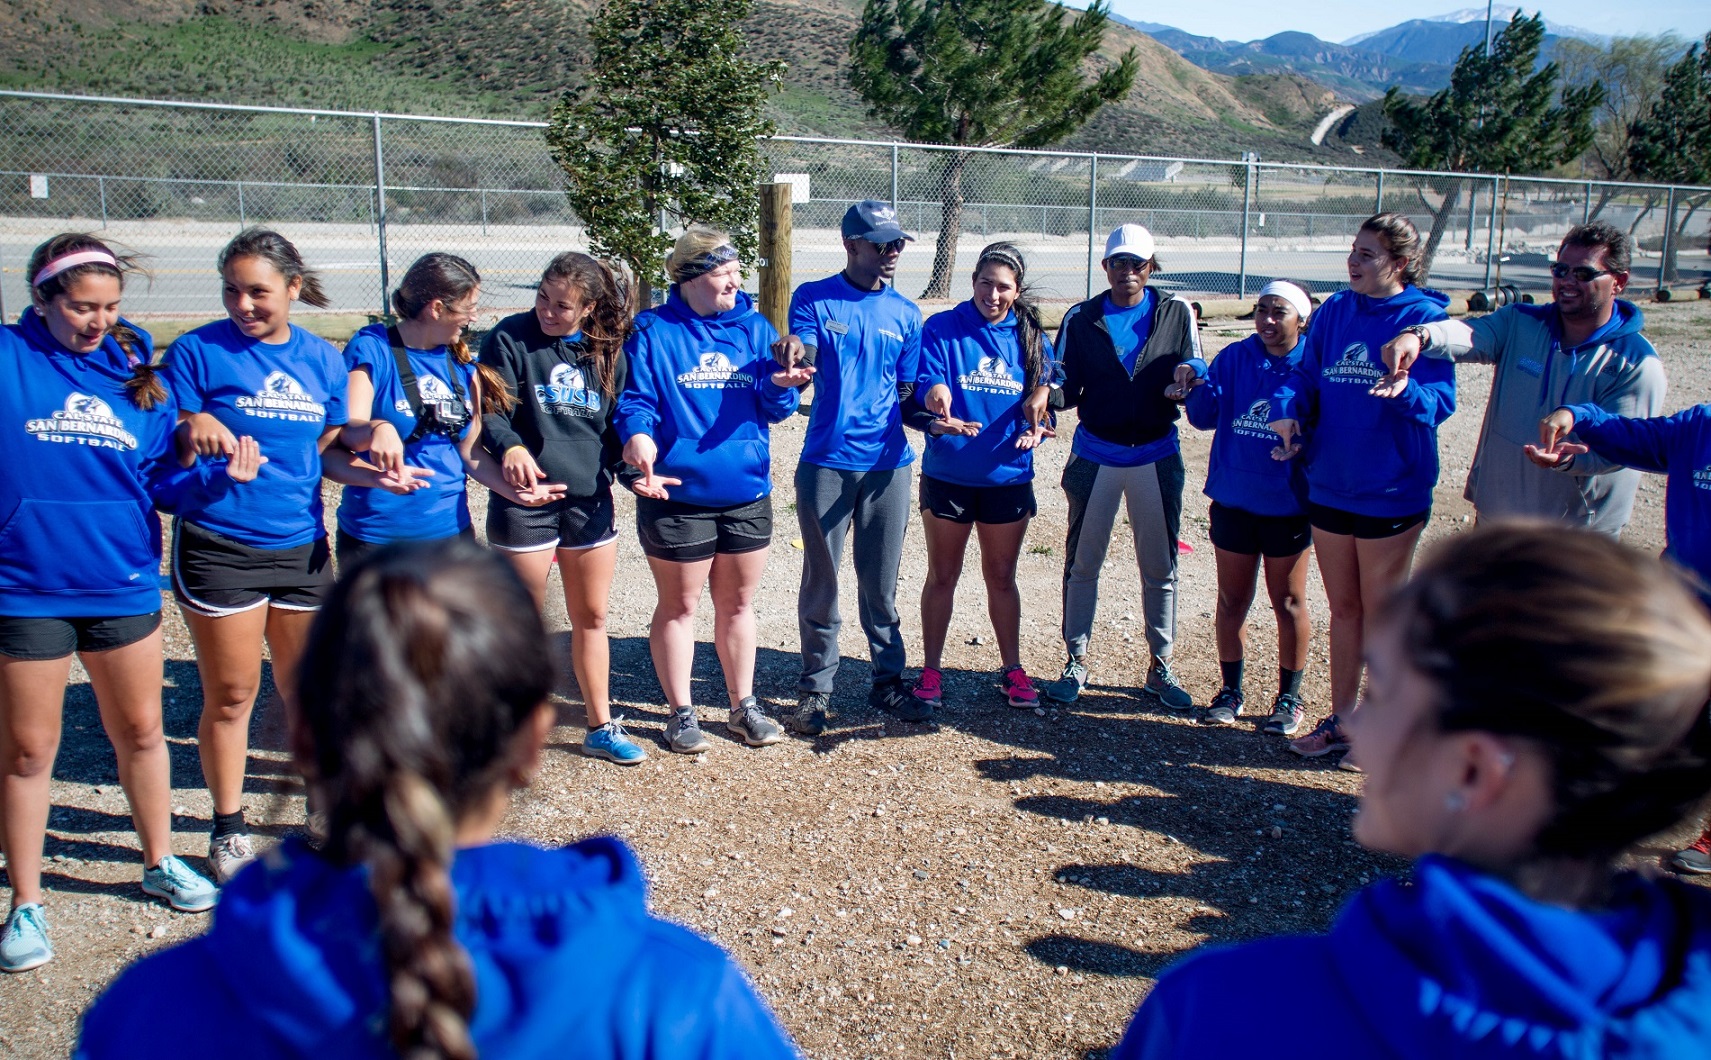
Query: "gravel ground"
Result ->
[[3, 298, 1708, 1057]]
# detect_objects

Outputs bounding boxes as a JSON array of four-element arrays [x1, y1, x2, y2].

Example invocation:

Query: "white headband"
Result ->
[[1258, 280, 1312, 321], [33, 249, 120, 289]]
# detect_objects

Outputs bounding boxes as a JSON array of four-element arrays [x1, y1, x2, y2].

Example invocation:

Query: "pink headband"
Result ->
[[33, 249, 120, 289]]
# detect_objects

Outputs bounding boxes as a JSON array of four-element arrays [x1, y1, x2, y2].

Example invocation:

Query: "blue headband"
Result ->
[[674, 243, 739, 283]]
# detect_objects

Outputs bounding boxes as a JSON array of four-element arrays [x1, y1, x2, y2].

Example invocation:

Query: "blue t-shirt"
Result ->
[[918, 301, 1058, 488], [164, 320, 348, 549], [1104, 290, 1154, 374], [336, 324, 477, 544], [789, 273, 923, 471]]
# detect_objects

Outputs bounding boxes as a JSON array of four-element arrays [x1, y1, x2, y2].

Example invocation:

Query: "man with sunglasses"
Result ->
[[773, 200, 927, 734], [1376, 221, 1664, 536], [1039, 224, 1203, 711]]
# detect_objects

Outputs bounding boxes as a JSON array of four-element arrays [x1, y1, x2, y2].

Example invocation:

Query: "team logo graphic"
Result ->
[[676, 351, 753, 390], [393, 373, 458, 413], [25, 392, 138, 450], [237, 371, 324, 422], [1231, 398, 1280, 441], [1323, 342, 1383, 385], [1693, 466, 1711, 491], [959, 354, 1022, 396], [535, 363, 601, 415]]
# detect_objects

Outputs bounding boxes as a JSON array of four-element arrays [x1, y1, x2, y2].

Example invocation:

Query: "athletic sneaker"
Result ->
[[1143, 659, 1194, 711], [1002, 666, 1039, 709], [0, 904, 52, 973], [1290, 714, 1351, 759], [727, 697, 784, 747], [207, 831, 256, 885], [1669, 828, 1711, 874], [665, 707, 711, 754], [871, 678, 933, 722], [1263, 692, 1305, 736], [583, 719, 649, 765], [1201, 687, 1244, 726], [787, 691, 829, 736], [142, 854, 219, 913], [1038, 657, 1089, 704], [912, 668, 944, 708]]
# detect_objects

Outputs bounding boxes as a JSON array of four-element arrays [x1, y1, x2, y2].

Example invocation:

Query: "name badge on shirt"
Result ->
[[825, 320, 849, 336], [1516, 357, 1544, 378]]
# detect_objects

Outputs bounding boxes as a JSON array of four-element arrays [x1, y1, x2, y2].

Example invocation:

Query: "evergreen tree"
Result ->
[[1382, 13, 1602, 283], [547, 0, 785, 302], [1627, 34, 1711, 283], [848, 0, 1136, 298]]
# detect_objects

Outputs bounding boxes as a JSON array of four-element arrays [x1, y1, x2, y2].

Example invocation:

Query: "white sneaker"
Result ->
[[207, 833, 256, 885]]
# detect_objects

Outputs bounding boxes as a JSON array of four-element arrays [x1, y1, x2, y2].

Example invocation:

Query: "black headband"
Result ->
[[674, 243, 739, 283]]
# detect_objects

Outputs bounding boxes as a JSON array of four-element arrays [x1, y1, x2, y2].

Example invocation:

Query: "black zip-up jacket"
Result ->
[[1054, 288, 1202, 448], [479, 312, 628, 500]]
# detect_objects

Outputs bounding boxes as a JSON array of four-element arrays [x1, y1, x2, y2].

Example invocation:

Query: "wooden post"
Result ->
[[758, 183, 792, 338]]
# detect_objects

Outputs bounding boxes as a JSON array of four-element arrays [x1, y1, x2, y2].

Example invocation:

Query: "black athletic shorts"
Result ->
[[486, 489, 617, 553], [635, 495, 772, 562], [1208, 501, 1311, 558], [172, 519, 332, 617], [919, 475, 1037, 526], [0, 611, 161, 661], [1307, 502, 1430, 541], [335, 526, 478, 572]]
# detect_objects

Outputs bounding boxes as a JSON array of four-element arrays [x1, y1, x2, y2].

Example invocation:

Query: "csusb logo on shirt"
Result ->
[[1232, 399, 1280, 441], [959, 355, 1022, 396], [236, 371, 325, 423], [25, 392, 139, 450], [676, 351, 753, 390], [535, 363, 601, 416], [1693, 466, 1711, 491], [394, 373, 457, 413], [1323, 343, 1383, 385]]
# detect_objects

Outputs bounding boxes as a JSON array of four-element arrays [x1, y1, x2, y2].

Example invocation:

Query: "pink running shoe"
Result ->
[[912, 667, 943, 708], [1289, 713, 1351, 759], [1002, 666, 1039, 709]]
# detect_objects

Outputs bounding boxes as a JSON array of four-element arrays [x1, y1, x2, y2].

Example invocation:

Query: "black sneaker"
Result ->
[[1201, 686, 1244, 725], [871, 678, 933, 722], [787, 691, 829, 736], [1262, 692, 1304, 735]]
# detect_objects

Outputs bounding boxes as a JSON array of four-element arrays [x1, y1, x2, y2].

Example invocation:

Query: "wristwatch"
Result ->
[[1403, 325, 1432, 350]]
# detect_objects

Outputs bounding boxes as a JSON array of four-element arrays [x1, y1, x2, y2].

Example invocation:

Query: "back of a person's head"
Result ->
[[295, 540, 554, 1059], [1384, 523, 1711, 875]]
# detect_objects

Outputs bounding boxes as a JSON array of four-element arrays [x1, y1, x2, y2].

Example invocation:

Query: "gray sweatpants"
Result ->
[[795, 461, 912, 693], [1061, 451, 1184, 662]]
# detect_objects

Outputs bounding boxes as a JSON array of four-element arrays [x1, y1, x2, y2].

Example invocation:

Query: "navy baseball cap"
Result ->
[[841, 200, 915, 244]]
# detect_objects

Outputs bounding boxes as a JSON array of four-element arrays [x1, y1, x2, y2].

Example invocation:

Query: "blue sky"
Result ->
[[1072, 2, 1711, 45]]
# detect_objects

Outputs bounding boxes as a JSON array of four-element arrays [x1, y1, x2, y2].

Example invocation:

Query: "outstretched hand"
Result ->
[[1371, 331, 1422, 399], [1523, 408, 1587, 469], [1164, 363, 1204, 402], [922, 383, 981, 437], [222, 436, 268, 483], [1268, 418, 1303, 461], [771, 361, 816, 388], [623, 434, 682, 500], [375, 464, 434, 495]]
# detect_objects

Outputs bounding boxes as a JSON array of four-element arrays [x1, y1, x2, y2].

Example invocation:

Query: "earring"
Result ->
[[1444, 792, 1468, 813]]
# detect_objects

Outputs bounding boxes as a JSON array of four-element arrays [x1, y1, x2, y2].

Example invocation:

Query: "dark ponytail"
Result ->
[[27, 233, 165, 410], [972, 242, 1048, 389], [393, 253, 511, 417], [296, 541, 555, 1058], [539, 251, 633, 401], [219, 227, 332, 309]]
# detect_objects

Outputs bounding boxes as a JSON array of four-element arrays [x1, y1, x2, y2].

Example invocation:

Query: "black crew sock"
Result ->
[[212, 810, 247, 841], [1279, 667, 1305, 698], [1219, 660, 1244, 694]]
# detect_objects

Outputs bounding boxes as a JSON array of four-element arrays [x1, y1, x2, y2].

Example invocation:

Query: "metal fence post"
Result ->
[[1659, 184, 1678, 290], [372, 114, 391, 314], [1086, 154, 1098, 300], [237, 181, 246, 228], [1483, 177, 1499, 290], [1374, 170, 1385, 215], [1583, 182, 1591, 225], [480, 188, 488, 235], [890, 144, 899, 209], [1239, 154, 1254, 299], [98, 176, 108, 229]]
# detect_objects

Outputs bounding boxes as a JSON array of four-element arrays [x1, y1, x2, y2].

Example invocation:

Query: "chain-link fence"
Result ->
[[4, 89, 1708, 326]]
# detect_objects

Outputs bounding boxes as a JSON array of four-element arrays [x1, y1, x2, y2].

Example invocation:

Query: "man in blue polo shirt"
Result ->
[[775, 201, 926, 734]]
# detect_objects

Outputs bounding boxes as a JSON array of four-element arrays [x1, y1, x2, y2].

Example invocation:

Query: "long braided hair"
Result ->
[[27, 233, 165, 410], [972, 242, 1048, 389], [295, 540, 555, 1058]]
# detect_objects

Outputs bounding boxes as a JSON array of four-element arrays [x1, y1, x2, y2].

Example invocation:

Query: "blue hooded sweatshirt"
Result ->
[[1115, 855, 1711, 1060], [616, 289, 798, 509], [1271, 286, 1455, 517], [1183, 333, 1308, 517], [77, 837, 800, 1060], [1564, 401, 1711, 599], [0, 310, 232, 619], [917, 300, 1059, 488]]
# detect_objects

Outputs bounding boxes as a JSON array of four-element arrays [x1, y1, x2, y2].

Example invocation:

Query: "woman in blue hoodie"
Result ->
[[616, 227, 809, 755], [908, 242, 1056, 713], [0, 235, 245, 973], [78, 539, 801, 1059], [1175, 280, 1315, 735], [1115, 523, 1711, 1060], [1268, 213, 1454, 764]]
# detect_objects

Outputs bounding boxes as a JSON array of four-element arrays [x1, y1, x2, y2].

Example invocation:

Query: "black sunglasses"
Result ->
[[1105, 255, 1151, 273], [1549, 262, 1615, 283], [872, 238, 907, 254]]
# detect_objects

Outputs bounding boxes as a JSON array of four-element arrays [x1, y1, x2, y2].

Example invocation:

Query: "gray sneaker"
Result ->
[[665, 707, 711, 754], [787, 691, 829, 736], [1143, 658, 1194, 711], [727, 697, 783, 747], [206, 832, 256, 886], [1038, 657, 1089, 704]]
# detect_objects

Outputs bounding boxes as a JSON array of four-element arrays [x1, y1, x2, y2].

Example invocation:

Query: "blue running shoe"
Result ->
[[583, 719, 649, 765], [1, 904, 52, 973], [142, 854, 218, 913]]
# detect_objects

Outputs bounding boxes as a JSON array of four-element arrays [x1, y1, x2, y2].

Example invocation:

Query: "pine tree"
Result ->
[[1382, 13, 1603, 284], [1627, 34, 1711, 283], [546, 0, 785, 302], [848, 0, 1136, 299]]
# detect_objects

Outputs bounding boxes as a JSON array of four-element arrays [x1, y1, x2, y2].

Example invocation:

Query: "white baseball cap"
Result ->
[[1103, 223, 1155, 263]]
